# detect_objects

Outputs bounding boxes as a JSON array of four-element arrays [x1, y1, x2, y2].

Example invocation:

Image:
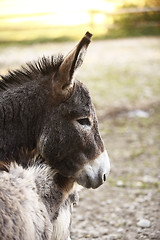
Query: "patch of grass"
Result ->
[[82, 62, 160, 111], [102, 26, 160, 40], [0, 36, 74, 46], [107, 176, 159, 189], [0, 22, 106, 46], [130, 149, 145, 160], [107, 178, 117, 187], [135, 181, 159, 189]]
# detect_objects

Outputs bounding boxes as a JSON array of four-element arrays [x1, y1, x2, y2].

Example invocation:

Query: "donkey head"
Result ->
[[38, 32, 110, 189]]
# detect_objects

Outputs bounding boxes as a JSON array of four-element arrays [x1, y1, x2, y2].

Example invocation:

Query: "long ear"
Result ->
[[52, 32, 92, 102]]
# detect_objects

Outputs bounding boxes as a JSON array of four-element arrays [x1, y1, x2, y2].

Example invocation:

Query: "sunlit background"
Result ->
[[0, 0, 160, 44], [0, 0, 160, 239]]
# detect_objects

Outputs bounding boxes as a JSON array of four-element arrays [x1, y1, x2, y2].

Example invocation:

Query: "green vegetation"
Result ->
[[0, 0, 159, 45], [105, 8, 160, 39], [0, 24, 92, 46]]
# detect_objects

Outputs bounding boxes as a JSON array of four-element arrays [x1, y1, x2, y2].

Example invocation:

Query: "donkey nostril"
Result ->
[[103, 174, 106, 182]]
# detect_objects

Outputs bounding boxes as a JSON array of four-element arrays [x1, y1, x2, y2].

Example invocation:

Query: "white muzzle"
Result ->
[[76, 150, 110, 189]]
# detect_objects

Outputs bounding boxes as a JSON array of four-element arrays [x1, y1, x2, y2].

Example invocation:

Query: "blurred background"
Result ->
[[0, 0, 160, 44], [0, 0, 160, 239]]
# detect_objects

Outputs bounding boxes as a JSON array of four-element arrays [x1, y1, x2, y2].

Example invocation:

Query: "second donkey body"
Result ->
[[0, 160, 76, 240]]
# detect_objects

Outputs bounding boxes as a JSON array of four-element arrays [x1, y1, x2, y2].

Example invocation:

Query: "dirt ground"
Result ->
[[71, 103, 160, 240], [0, 37, 160, 240]]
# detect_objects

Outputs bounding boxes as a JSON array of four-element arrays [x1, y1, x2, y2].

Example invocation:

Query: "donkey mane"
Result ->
[[0, 54, 63, 92]]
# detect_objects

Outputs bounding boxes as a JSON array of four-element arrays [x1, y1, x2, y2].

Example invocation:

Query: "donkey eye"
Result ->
[[77, 118, 91, 126]]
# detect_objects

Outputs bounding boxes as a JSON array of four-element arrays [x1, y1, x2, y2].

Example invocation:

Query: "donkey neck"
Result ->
[[0, 80, 50, 163]]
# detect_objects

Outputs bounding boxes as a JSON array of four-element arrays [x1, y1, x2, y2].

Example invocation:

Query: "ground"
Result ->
[[71, 104, 160, 240], [0, 37, 160, 240]]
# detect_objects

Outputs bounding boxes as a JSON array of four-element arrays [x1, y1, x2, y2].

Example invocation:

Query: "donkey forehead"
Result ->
[[71, 80, 93, 107], [60, 80, 95, 116]]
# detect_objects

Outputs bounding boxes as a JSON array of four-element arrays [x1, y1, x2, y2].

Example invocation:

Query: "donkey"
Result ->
[[0, 32, 110, 238], [0, 159, 76, 240], [0, 31, 110, 189]]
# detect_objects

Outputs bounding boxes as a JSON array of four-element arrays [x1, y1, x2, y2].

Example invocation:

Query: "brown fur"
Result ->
[[0, 161, 9, 172]]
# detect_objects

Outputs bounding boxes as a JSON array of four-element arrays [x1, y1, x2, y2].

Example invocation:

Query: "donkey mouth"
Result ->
[[76, 150, 110, 189]]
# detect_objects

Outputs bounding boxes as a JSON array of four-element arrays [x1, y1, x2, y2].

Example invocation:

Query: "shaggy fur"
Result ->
[[0, 162, 76, 240]]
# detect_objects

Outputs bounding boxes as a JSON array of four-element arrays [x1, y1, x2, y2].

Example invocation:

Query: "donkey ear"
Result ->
[[52, 32, 92, 101]]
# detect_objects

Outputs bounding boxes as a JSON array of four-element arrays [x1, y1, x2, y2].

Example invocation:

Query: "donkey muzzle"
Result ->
[[76, 150, 110, 189]]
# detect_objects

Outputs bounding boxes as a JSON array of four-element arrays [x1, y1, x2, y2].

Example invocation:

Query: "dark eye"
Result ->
[[77, 118, 91, 126]]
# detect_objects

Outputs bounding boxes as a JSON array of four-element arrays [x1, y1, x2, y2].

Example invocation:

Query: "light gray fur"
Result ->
[[0, 163, 77, 240]]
